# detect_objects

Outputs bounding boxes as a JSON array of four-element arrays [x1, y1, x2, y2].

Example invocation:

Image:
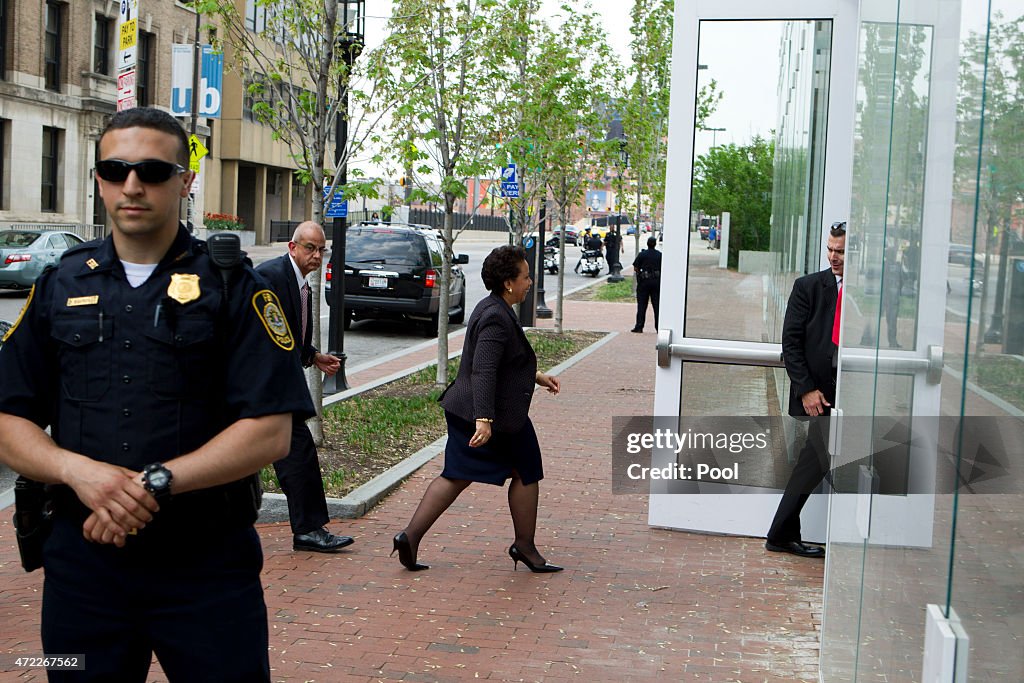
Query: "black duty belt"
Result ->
[[50, 477, 260, 534]]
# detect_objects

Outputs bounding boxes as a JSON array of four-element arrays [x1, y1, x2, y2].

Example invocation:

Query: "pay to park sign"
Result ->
[[116, 0, 139, 112]]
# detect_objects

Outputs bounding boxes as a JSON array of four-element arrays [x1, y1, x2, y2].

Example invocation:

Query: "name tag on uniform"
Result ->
[[66, 295, 99, 307]]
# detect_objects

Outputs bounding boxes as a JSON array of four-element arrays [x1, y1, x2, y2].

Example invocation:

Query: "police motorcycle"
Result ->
[[578, 247, 604, 277], [543, 245, 559, 274]]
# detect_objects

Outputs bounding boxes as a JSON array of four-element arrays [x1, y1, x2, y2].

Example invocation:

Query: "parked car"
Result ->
[[325, 222, 469, 336], [548, 225, 581, 246], [947, 244, 978, 266], [0, 230, 85, 289]]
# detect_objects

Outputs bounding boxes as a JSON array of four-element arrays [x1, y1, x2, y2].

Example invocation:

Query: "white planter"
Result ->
[[195, 228, 256, 247]]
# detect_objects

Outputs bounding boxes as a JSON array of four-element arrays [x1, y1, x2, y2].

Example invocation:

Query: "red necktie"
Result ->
[[832, 282, 842, 345], [300, 282, 310, 342]]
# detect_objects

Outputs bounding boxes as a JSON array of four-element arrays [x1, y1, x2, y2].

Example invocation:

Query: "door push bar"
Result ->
[[655, 329, 943, 385]]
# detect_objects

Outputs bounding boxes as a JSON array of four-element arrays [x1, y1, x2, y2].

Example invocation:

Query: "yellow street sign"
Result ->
[[119, 19, 137, 51], [188, 135, 209, 172]]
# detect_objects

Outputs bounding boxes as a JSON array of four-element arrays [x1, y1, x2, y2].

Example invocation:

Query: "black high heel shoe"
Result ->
[[391, 531, 429, 571], [508, 544, 563, 573]]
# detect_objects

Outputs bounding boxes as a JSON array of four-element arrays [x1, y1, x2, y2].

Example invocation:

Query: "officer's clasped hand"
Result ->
[[71, 460, 160, 547]]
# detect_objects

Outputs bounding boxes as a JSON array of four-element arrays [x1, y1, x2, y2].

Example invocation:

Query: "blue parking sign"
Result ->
[[323, 185, 347, 218]]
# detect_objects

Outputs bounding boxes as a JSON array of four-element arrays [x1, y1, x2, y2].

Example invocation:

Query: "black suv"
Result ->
[[326, 222, 469, 335]]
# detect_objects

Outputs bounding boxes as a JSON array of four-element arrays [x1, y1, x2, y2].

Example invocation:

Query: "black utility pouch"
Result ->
[[13, 476, 53, 572]]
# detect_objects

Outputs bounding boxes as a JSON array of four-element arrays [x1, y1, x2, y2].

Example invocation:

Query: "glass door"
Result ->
[[650, 0, 860, 538]]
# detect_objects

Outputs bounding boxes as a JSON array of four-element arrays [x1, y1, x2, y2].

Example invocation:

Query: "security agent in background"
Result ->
[[256, 221, 354, 553], [0, 107, 313, 682], [765, 221, 846, 559], [631, 236, 662, 333]]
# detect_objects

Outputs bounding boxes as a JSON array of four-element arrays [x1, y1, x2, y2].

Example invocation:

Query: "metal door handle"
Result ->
[[657, 329, 943, 384]]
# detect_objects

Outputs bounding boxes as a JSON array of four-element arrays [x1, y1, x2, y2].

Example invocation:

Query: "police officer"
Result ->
[[574, 228, 594, 273], [603, 228, 623, 272], [631, 236, 662, 333], [0, 108, 313, 682]]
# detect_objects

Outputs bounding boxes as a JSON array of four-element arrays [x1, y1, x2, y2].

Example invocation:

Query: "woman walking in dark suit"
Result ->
[[392, 245, 563, 573]]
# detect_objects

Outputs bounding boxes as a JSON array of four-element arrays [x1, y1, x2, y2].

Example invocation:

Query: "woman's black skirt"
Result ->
[[440, 411, 544, 486]]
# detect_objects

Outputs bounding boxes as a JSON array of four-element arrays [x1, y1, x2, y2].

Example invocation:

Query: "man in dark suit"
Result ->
[[766, 221, 846, 558], [256, 222, 354, 553]]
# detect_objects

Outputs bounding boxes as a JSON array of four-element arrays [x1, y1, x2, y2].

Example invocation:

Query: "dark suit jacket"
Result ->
[[439, 293, 538, 433], [782, 268, 838, 417], [255, 254, 317, 367]]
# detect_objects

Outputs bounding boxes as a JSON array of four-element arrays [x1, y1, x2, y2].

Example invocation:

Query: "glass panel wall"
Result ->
[[820, 1, 1024, 680], [947, 0, 1024, 679]]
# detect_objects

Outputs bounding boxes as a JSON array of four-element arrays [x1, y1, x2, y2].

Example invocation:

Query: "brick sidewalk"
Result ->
[[0, 297, 823, 682]]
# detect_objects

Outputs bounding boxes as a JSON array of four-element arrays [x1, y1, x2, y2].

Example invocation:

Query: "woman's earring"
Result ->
[[507, 288, 512, 294]]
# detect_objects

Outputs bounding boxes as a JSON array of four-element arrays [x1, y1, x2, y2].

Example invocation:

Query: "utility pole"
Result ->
[[187, 7, 201, 232]]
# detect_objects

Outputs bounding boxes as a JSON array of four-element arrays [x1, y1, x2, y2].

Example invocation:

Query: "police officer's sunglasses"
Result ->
[[95, 159, 187, 184]]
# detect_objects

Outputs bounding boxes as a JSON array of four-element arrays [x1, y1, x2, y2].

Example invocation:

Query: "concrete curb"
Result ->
[[258, 327, 614, 524], [257, 435, 448, 524]]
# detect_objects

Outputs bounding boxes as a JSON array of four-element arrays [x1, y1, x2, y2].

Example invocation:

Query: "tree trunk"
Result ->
[[307, 169, 326, 446], [436, 200, 455, 386], [554, 203, 568, 334]]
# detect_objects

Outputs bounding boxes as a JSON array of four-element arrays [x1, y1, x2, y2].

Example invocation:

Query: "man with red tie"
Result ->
[[766, 221, 846, 558], [256, 222, 353, 553]]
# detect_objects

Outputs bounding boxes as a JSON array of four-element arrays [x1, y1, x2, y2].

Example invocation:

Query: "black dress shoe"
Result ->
[[293, 528, 354, 553], [630, 328, 643, 333], [765, 540, 825, 558], [508, 545, 563, 573], [391, 531, 429, 571]]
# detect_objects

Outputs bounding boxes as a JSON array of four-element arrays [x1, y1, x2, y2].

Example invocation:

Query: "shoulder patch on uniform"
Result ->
[[3, 284, 35, 343], [252, 289, 295, 351]]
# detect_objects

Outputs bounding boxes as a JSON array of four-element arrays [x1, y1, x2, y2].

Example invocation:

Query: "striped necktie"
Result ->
[[300, 282, 310, 343]]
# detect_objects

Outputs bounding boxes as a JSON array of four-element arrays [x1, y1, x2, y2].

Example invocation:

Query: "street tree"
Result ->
[[691, 136, 774, 268], [957, 13, 1024, 351], [622, 0, 718, 256], [372, 0, 504, 385], [191, 0, 388, 443], [487, 0, 619, 332]]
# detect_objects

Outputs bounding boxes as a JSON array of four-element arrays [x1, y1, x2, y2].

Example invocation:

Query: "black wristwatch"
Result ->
[[141, 462, 173, 503]]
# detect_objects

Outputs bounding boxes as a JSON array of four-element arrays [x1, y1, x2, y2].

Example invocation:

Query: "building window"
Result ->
[[45, 1, 64, 91], [94, 15, 112, 75], [0, 119, 6, 209], [245, 1, 269, 32], [42, 127, 61, 213], [136, 32, 153, 106], [92, 140, 107, 227], [0, 0, 8, 79]]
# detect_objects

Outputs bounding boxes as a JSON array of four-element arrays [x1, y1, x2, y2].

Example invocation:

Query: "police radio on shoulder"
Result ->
[[142, 462, 174, 503]]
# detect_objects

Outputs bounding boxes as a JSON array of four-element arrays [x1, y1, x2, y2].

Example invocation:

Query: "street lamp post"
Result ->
[[535, 200, 552, 318], [703, 126, 726, 148], [325, 0, 364, 394]]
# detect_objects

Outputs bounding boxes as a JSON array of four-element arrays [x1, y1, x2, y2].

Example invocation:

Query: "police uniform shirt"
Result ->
[[0, 224, 314, 481], [633, 247, 662, 278]]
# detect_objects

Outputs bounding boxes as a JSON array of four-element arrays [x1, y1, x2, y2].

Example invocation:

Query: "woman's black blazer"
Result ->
[[440, 293, 537, 432]]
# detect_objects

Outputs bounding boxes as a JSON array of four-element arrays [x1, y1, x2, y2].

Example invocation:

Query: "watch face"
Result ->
[[148, 470, 169, 489]]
